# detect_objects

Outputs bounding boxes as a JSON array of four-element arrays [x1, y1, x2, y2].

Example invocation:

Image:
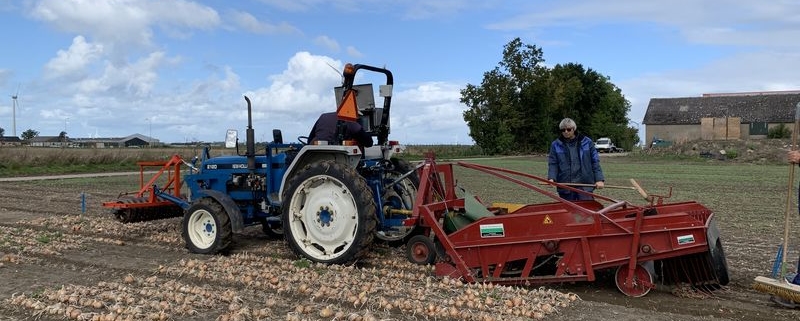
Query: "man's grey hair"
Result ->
[[559, 118, 577, 130]]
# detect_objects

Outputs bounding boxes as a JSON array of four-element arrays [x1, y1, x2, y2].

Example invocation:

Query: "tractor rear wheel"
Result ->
[[282, 160, 376, 264], [182, 198, 232, 254], [377, 158, 420, 244]]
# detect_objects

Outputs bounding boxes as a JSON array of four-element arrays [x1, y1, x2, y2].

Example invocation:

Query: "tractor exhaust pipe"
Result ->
[[243, 96, 256, 172]]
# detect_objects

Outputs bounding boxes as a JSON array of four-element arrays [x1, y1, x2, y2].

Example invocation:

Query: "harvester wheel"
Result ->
[[182, 198, 232, 254], [406, 235, 436, 265], [707, 220, 730, 286], [282, 160, 377, 264], [378, 158, 420, 244], [614, 263, 655, 297]]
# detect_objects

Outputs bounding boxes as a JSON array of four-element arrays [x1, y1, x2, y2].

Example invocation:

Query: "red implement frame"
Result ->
[[102, 154, 185, 211], [409, 157, 724, 296]]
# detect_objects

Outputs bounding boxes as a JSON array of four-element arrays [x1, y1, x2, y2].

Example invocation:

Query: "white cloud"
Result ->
[[401, 0, 486, 20], [620, 50, 800, 125], [229, 10, 301, 35], [43, 36, 104, 80], [226, 53, 471, 144], [345, 46, 363, 58], [392, 82, 471, 144], [314, 35, 340, 52], [251, 52, 343, 114], [29, 0, 220, 47], [256, 0, 326, 12], [0, 69, 11, 86], [487, 1, 800, 48]]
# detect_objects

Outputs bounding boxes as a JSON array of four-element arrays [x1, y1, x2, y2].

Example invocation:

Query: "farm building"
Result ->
[[28, 136, 68, 147], [7, 134, 160, 148], [643, 91, 800, 145], [70, 134, 159, 148], [0, 136, 22, 146]]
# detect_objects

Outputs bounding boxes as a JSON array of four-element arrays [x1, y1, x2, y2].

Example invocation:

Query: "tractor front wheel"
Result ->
[[182, 198, 232, 254], [282, 160, 376, 264]]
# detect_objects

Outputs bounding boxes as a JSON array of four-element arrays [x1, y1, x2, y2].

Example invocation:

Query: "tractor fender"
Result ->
[[278, 145, 363, 201], [193, 189, 245, 234]]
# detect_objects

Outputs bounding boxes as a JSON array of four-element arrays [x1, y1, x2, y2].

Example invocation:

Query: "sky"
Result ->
[[1, 0, 799, 145]]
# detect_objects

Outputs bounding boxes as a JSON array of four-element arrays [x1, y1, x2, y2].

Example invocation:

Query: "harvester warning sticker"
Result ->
[[479, 223, 505, 238], [542, 215, 553, 225], [677, 234, 696, 245]]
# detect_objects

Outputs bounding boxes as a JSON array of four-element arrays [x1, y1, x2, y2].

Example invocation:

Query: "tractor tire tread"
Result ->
[[182, 197, 232, 254], [282, 160, 376, 264]]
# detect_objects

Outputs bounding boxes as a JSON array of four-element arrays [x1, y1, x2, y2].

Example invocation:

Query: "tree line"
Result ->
[[460, 38, 638, 154], [0, 127, 66, 141]]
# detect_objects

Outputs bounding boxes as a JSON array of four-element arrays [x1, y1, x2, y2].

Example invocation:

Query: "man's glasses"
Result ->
[[561, 128, 574, 132]]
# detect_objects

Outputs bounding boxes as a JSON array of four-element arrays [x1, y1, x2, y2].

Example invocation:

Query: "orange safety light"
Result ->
[[342, 139, 358, 146], [336, 89, 360, 122], [343, 63, 355, 76]]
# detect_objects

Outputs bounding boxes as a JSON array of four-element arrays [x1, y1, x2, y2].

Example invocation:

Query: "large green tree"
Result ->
[[21, 129, 39, 140], [0, 127, 4, 137], [461, 38, 637, 154]]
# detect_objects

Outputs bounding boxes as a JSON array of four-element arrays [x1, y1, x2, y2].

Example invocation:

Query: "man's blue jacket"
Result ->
[[547, 134, 605, 187]]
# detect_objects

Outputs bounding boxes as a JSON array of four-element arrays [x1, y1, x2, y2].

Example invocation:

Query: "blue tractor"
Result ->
[[143, 63, 419, 264]]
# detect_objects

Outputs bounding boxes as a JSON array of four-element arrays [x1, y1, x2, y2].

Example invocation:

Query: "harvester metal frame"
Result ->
[[406, 157, 729, 297]]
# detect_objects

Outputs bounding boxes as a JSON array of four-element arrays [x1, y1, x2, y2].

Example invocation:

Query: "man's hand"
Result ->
[[595, 181, 605, 189], [789, 150, 800, 164]]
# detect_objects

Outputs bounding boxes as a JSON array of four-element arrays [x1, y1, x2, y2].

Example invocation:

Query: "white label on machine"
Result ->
[[480, 223, 505, 238], [677, 234, 695, 245]]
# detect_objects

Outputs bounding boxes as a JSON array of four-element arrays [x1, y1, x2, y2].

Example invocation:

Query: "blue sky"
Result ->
[[1, 0, 799, 144]]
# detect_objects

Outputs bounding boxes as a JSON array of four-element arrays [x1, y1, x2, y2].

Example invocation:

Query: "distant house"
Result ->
[[28, 136, 67, 147], [70, 134, 158, 148], [0, 136, 22, 146], [643, 91, 800, 144]]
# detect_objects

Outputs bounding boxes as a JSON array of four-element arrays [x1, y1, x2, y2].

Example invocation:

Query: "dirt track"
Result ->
[[1, 172, 799, 321]]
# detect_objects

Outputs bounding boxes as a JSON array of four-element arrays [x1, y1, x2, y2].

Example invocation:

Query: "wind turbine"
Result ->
[[10, 84, 19, 137]]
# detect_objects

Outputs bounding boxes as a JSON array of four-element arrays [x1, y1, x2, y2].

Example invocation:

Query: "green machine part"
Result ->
[[443, 191, 495, 233]]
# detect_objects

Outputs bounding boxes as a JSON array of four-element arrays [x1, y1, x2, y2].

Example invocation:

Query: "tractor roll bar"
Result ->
[[342, 63, 394, 145]]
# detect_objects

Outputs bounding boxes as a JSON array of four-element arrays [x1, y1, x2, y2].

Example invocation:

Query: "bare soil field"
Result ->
[[2, 154, 800, 320]]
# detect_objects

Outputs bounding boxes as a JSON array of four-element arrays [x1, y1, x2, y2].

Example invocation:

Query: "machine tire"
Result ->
[[282, 160, 377, 264], [406, 235, 436, 265], [709, 238, 730, 285], [261, 219, 283, 239], [707, 219, 730, 286], [614, 263, 654, 297], [377, 158, 420, 244], [182, 198, 232, 254]]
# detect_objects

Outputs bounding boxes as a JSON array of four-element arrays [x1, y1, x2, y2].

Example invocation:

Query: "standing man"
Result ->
[[547, 118, 605, 200], [773, 150, 800, 307]]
